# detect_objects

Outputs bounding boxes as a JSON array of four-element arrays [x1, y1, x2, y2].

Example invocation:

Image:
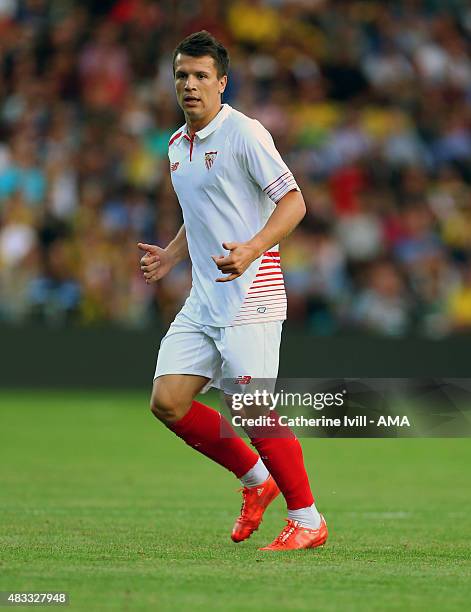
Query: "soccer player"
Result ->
[[138, 31, 327, 551]]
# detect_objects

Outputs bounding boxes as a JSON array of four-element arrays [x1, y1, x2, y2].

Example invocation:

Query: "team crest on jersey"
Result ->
[[170, 161, 179, 172], [204, 151, 218, 170]]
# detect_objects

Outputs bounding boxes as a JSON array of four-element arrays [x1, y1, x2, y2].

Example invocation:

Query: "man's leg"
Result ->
[[225, 393, 319, 528], [249, 431, 320, 526], [218, 322, 324, 537], [151, 373, 260, 479], [152, 313, 279, 542]]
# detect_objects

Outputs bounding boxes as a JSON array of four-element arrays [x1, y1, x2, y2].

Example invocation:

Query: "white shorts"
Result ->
[[154, 311, 283, 393]]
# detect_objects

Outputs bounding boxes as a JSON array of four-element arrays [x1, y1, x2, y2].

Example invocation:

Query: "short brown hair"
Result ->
[[173, 30, 230, 78]]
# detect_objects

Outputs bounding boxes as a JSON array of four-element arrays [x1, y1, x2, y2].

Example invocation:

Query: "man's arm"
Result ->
[[212, 190, 306, 282], [138, 224, 189, 284]]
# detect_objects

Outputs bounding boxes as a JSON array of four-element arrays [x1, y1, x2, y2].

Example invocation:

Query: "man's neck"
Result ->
[[186, 104, 223, 136]]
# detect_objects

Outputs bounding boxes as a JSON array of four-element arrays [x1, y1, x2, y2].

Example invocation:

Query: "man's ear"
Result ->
[[219, 74, 228, 95]]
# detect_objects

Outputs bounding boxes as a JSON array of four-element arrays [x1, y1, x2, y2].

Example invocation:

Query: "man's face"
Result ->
[[174, 54, 227, 126]]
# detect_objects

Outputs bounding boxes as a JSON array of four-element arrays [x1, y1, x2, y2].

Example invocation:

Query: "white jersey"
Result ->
[[168, 103, 299, 327]]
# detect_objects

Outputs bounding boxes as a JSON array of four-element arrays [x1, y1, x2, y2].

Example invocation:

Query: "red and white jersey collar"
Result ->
[[175, 103, 232, 144]]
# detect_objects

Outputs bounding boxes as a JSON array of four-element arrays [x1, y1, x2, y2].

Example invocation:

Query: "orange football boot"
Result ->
[[259, 515, 328, 551], [231, 475, 280, 543]]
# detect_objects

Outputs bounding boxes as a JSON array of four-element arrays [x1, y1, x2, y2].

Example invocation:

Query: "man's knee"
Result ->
[[150, 380, 192, 423]]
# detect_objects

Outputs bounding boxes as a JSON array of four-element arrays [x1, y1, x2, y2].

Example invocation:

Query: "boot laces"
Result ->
[[275, 520, 297, 544], [237, 486, 251, 519]]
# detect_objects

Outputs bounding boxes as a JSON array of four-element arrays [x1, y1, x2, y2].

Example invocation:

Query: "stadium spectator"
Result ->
[[1, 0, 471, 336]]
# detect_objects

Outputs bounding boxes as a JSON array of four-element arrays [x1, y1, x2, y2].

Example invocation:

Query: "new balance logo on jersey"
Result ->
[[205, 151, 217, 170], [235, 375, 252, 384], [170, 161, 179, 172]]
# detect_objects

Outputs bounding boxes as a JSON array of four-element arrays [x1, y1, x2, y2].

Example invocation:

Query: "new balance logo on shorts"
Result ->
[[235, 375, 252, 384], [170, 161, 179, 172]]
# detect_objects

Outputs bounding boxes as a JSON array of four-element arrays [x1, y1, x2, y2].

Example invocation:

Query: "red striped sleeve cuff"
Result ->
[[263, 172, 299, 203]]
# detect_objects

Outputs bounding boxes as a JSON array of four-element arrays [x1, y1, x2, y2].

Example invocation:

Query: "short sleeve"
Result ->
[[234, 120, 300, 203]]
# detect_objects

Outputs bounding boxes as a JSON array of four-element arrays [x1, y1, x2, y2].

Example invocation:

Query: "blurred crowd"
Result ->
[[1, 0, 471, 336]]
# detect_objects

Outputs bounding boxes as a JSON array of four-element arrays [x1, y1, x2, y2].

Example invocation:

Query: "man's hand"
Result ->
[[211, 241, 260, 282], [138, 242, 175, 284]]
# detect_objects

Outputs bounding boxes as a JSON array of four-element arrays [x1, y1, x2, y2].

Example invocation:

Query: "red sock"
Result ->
[[250, 431, 314, 510], [167, 400, 258, 478]]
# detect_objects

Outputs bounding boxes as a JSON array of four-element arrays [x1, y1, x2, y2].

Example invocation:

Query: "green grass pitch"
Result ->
[[1, 389, 470, 611]]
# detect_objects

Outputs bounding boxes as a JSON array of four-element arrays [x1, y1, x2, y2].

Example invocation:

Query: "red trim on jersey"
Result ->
[[168, 131, 182, 147], [246, 294, 285, 301], [245, 291, 286, 298], [266, 177, 295, 198], [267, 181, 292, 199], [264, 172, 290, 193], [255, 271, 284, 277], [239, 300, 286, 310], [237, 311, 286, 318], [233, 312, 286, 322], [272, 186, 299, 204], [248, 283, 285, 292], [231, 247, 285, 323], [249, 281, 284, 288], [183, 133, 195, 161], [269, 179, 297, 200], [235, 309, 286, 316], [244, 290, 286, 298], [242, 289, 286, 306], [253, 277, 284, 284]]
